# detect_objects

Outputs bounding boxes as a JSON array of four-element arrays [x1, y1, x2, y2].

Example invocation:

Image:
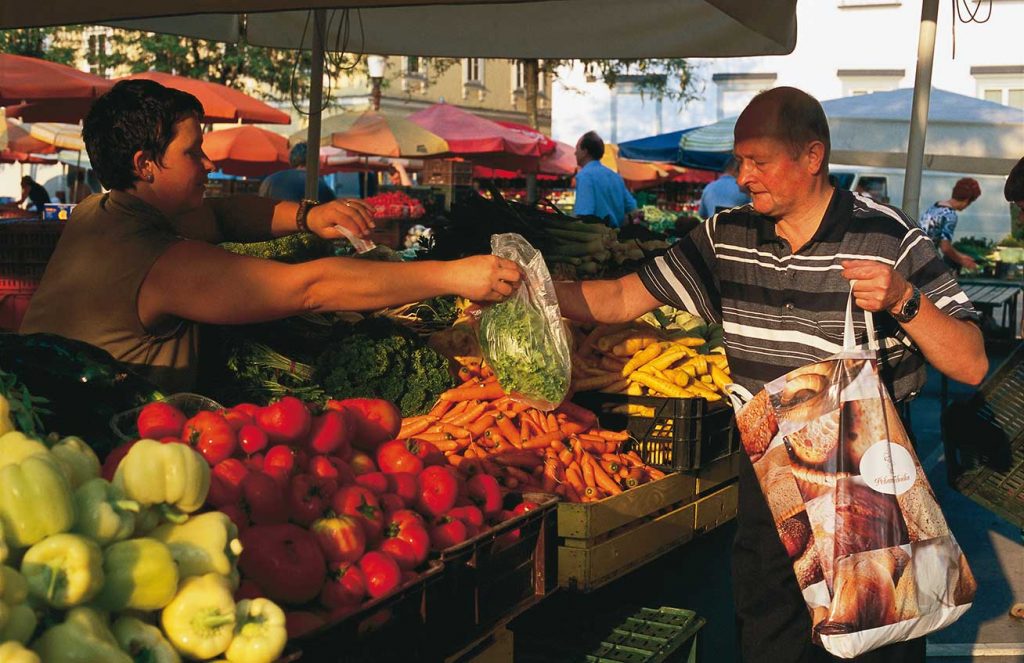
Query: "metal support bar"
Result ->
[[903, 0, 939, 221], [304, 9, 326, 201]]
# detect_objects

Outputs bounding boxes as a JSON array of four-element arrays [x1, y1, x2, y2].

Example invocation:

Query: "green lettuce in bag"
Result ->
[[477, 233, 572, 411]]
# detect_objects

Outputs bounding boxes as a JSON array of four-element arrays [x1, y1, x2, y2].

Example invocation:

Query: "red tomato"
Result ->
[[311, 515, 366, 564], [101, 441, 136, 481], [221, 407, 253, 432], [381, 509, 429, 570], [375, 439, 423, 475], [307, 410, 354, 456], [242, 452, 265, 473], [447, 505, 485, 529], [331, 486, 384, 544], [234, 579, 265, 601], [237, 424, 269, 455], [219, 503, 249, 532], [378, 493, 406, 516], [239, 524, 326, 605], [288, 473, 337, 527], [429, 516, 469, 551], [232, 403, 263, 421], [467, 473, 503, 516], [308, 455, 356, 485], [512, 500, 540, 516], [183, 410, 237, 466], [285, 611, 327, 640], [320, 563, 366, 610], [264, 445, 297, 485], [257, 397, 312, 445], [358, 551, 401, 599], [386, 473, 419, 506], [325, 398, 401, 453], [136, 402, 187, 439], [354, 471, 389, 495], [349, 450, 378, 476], [241, 472, 289, 525], [158, 436, 182, 445], [408, 439, 445, 467], [417, 465, 458, 519], [208, 458, 250, 508]]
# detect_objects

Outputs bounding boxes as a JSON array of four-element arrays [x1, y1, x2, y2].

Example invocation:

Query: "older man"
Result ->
[[573, 130, 637, 228], [556, 87, 987, 662]]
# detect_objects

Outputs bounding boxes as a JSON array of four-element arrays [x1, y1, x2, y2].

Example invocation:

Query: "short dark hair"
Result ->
[[579, 131, 604, 160], [748, 87, 831, 165], [289, 142, 309, 168], [952, 177, 981, 202], [1004, 157, 1024, 202], [20, 176, 35, 187], [83, 79, 204, 191]]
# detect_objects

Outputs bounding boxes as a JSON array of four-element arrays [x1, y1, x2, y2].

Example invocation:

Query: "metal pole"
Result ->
[[305, 9, 326, 201], [903, 0, 939, 222]]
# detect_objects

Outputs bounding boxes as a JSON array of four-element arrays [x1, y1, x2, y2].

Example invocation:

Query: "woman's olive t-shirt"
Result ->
[[21, 191, 198, 392]]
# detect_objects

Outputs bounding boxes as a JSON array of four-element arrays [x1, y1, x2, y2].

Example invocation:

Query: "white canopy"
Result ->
[[679, 88, 1024, 176], [1, 1, 798, 59]]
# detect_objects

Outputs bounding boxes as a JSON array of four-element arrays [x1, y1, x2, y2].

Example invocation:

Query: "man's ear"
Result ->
[[131, 150, 153, 182], [806, 141, 827, 176]]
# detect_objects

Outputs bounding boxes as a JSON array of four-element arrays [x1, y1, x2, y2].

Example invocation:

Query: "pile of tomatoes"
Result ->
[[363, 191, 426, 220], [117, 394, 538, 632]]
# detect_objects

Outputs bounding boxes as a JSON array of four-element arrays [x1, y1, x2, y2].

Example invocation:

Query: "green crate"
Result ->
[[515, 606, 705, 663]]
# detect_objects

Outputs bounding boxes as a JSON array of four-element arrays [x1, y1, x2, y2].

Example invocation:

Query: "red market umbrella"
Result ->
[[0, 54, 114, 123], [203, 125, 290, 177], [408, 104, 552, 159], [3, 118, 57, 155], [118, 71, 291, 125]]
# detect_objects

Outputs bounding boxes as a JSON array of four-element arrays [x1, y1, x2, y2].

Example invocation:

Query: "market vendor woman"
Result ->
[[20, 80, 520, 392]]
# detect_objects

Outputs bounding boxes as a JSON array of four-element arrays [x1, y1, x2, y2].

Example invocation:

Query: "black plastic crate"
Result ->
[[513, 604, 705, 663], [573, 391, 737, 472], [286, 560, 443, 663], [426, 492, 558, 658]]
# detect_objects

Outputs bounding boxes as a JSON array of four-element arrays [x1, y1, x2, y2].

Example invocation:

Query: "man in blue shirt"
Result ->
[[918, 177, 980, 273], [573, 131, 637, 228], [698, 157, 750, 219], [258, 141, 336, 203]]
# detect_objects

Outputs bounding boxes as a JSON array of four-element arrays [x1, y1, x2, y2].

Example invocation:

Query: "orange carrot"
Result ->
[[434, 440, 462, 452], [495, 413, 520, 444], [411, 432, 454, 444], [647, 466, 666, 481], [522, 429, 565, 450], [599, 459, 620, 476], [558, 448, 574, 466], [565, 462, 586, 496], [504, 465, 532, 483], [588, 456, 623, 495], [398, 417, 433, 439], [481, 363, 495, 379], [492, 438, 516, 454], [581, 455, 597, 489], [439, 424, 470, 438], [542, 458, 559, 493], [546, 413, 559, 432], [596, 429, 629, 442], [555, 401, 599, 429], [559, 421, 587, 436], [549, 439, 567, 453], [429, 399, 454, 418], [623, 450, 646, 467], [467, 414, 496, 438], [452, 402, 488, 427], [563, 482, 582, 503], [627, 468, 646, 487], [442, 400, 470, 421], [441, 382, 505, 402], [492, 453, 544, 470]]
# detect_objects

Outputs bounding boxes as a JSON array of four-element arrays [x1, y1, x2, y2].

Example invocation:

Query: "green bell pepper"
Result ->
[[111, 615, 182, 663], [134, 506, 164, 536], [0, 641, 41, 663], [0, 454, 74, 549], [94, 538, 179, 612], [32, 606, 132, 663], [225, 598, 288, 663], [152, 512, 243, 589], [0, 566, 28, 605], [0, 432, 49, 469], [160, 573, 236, 660], [0, 522, 7, 564], [72, 478, 140, 546], [0, 566, 35, 646], [21, 533, 103, 608], [0, 603, 37, 645], [50, 436, 101, 490], [114, 440, 210, 521]]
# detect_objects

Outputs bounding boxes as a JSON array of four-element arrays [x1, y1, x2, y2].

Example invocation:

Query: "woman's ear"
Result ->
[[132, 150, 154, 183]]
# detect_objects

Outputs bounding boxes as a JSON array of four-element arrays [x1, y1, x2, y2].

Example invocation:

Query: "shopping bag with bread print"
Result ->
[[727, 288, 975, 659]]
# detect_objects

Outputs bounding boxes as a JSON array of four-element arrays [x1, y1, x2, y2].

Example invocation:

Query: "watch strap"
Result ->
[[892, 284, 921, 323]]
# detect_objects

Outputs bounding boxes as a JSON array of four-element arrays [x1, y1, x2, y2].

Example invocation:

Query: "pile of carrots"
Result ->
[[397, 359, 666, 503]]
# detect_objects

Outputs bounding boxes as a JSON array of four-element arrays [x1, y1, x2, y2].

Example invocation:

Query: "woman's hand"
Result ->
[[450, 255, 522, 303], [305, 199, 375, 240]]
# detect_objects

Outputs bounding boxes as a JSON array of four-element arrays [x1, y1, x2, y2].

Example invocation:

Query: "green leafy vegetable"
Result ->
[[220, 233, 335, 263]]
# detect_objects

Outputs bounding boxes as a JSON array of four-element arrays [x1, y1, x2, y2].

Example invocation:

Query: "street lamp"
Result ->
[[367, 55, 386, 111]]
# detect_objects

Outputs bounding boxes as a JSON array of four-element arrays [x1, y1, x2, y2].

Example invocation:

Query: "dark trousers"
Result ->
[[732, 452, 926, 663]]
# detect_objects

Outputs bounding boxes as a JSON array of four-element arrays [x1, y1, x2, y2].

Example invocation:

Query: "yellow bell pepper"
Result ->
[[0, 454, 75, 549], [0, 432, 48, 469], [72, 478, 140, 546], [32, 607, 132, 663], [20, 533, 104, 608], [50, 436, 101, 490], [111, 615, 182, 663], [94, 538, 179, 611], [0, 641, 41, 663], [113, 440, 210, 521], [152, 512, 243, 589], [0, 394, 14, 437], [226, 598, 288, 663], [161, 573, 237, 660]]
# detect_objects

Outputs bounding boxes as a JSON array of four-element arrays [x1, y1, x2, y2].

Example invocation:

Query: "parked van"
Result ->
[[830, 165, 1011, 243]]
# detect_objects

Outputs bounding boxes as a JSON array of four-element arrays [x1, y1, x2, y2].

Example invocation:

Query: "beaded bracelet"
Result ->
[[295, 198, 319, 233]]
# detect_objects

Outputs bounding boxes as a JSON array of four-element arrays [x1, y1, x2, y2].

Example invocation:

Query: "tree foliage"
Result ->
[[0, 27, 80, 64], [545, 58, 702, 106]]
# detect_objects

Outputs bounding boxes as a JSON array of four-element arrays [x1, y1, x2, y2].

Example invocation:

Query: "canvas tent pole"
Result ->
[[304, 9, 326, 201], [903, 0, 939, 221]]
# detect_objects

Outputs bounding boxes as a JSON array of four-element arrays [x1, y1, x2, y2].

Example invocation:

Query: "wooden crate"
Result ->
[[556, 452, 742, 593]]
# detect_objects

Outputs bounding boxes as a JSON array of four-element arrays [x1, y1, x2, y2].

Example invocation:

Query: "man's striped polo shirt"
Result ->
[[638, 187, 979, 401]]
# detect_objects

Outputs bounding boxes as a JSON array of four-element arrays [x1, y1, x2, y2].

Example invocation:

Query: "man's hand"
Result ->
[[450, 255, 522, 303], [305, 199, 375, 240], [840, 259, 912, 314], [960, 254, 978, 271]]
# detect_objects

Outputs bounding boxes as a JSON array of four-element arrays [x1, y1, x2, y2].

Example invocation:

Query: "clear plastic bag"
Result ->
[[476, 233, 572, 411]]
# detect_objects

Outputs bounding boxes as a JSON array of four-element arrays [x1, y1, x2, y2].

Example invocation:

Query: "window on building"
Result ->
[[837, 69, 904, 98], [512, 61, 525, 93], [86, 33, 107, 76], [464, 58, 484, 85], [972, 66, 1024, 110], [405, 56, 423, 77], [712, 73, 777, 120]]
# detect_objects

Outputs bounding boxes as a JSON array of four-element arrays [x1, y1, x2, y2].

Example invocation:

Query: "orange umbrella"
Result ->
[[119, 71, 291, 125], [1, 53, 114, 123], [3, 118, 57, 155], [203, 125, 290, 177]]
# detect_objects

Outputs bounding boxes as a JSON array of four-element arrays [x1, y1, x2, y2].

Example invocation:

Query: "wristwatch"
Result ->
[[891, 284, 921, 324]]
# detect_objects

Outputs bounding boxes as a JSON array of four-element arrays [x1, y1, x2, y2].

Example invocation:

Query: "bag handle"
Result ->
[[844, 281, 878, 351], [725, 382, 756, 413]]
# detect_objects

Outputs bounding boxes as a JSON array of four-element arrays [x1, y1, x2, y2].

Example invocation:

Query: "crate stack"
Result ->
[[0, 221, 62, 331]]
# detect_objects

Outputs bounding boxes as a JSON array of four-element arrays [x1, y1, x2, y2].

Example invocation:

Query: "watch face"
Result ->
[[904, 298, 919, 317]]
